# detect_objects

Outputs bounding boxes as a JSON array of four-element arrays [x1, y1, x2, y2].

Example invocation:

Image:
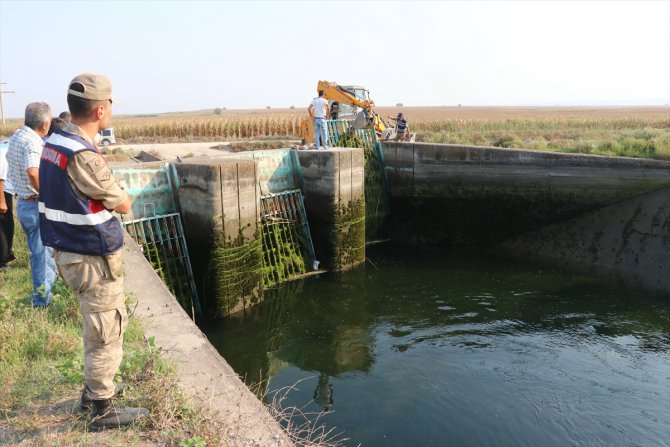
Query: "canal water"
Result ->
[[203, 245, 670, 447]]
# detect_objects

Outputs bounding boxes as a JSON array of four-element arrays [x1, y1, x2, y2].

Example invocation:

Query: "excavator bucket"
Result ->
[[352, 110, 372, 129]]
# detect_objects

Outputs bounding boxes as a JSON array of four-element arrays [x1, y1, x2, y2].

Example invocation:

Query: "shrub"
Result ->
[[651, 134, 670, 159], [619, 137, 654, 158], [632, 127, 662, 140], [574, 140, 595, 154], [525, 136, 549, 150], [491, 134, 522, 148], [596, 139, 624, 156]]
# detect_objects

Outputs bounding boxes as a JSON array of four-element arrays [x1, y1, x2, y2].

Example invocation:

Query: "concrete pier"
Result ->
[[295, 148, 366, 271], [172, 158, 261, 315]]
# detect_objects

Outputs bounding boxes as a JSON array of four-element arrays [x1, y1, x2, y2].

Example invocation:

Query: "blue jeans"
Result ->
[[314, 118, 328, 149], [17, 199, 56, 306]]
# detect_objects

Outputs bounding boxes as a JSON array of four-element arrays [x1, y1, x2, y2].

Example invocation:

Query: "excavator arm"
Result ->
[[301, 80, 388, 145], [316, 80, 375, 114]]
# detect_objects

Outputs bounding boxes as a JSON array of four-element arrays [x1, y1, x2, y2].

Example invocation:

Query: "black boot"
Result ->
[[79, 383, 126, 412], [90, 398, 149, 431], [79, 386, 94, 412]]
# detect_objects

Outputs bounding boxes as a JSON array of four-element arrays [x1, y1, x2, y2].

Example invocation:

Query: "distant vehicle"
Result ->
[[98, 128, 116, 146]]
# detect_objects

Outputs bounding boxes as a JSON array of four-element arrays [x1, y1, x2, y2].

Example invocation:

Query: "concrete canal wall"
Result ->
[[121, 232, 292, 445], [496, 186, 670, 291], [382, 142, 670, 291]]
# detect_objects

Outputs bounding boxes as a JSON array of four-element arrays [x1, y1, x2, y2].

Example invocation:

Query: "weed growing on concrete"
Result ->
[[333, 127, 390, 240]]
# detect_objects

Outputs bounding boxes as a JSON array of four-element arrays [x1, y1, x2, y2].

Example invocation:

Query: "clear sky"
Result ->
[[0, 0, 668, 118]]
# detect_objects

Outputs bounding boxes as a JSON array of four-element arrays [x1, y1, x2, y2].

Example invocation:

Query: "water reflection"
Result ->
[[203, 245, 670, 447], [203, 273, 376, 398]]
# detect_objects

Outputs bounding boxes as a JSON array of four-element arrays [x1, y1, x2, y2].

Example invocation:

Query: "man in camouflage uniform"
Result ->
[[39, 73, 148, 431]]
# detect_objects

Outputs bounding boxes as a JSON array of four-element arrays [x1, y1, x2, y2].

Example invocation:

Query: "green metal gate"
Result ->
[[260, 189, 317, 288], [122, 213, 201, 318]]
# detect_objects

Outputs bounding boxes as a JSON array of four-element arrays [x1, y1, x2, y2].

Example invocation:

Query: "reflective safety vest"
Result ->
[[39, 130, 124, 256]]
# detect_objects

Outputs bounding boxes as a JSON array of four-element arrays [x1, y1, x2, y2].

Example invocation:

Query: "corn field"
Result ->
[[1, 106, 668, 159], [113, 113, 304, 140]]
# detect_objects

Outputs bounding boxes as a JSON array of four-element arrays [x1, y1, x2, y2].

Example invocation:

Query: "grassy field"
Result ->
[[0, 227, 225, 446], [1, 106, 668, 158]]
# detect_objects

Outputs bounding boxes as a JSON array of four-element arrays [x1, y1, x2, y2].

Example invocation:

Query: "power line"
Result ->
[[0, 82, 16, 125]]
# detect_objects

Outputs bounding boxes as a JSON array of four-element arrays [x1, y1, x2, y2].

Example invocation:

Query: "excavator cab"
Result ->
[[334, 86, 370, 120]]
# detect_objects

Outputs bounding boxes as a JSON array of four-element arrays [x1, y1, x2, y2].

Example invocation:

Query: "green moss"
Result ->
[[260, 219, 308, 288], [209, 232, 264, 317], [332, 198, 366, 269], [207, 217, 311, 316]]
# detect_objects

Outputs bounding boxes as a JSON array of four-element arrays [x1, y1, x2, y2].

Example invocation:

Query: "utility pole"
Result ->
[[0, 82, 16, 124]]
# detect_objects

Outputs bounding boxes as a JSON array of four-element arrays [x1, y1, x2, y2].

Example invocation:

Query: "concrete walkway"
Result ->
[[114, 142, 233, 161], [122, 233, 293, 446]]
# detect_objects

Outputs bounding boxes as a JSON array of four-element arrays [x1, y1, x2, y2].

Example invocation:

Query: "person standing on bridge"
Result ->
[[39, 73, 148, 431], [308, 90, 330, 149]]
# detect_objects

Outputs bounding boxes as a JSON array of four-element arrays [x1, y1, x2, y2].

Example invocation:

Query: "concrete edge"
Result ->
[[121, 232, 293, 446]]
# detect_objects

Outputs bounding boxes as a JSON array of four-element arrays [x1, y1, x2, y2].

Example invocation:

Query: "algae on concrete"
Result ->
[[331, 129, 390, 240], [209, 231, 264, 316], [260, 218, 308, 289], [331, 198, 366, 270]]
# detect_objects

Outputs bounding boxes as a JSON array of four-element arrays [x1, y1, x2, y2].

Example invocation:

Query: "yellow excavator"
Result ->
[[300, 80, 415, 145]]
